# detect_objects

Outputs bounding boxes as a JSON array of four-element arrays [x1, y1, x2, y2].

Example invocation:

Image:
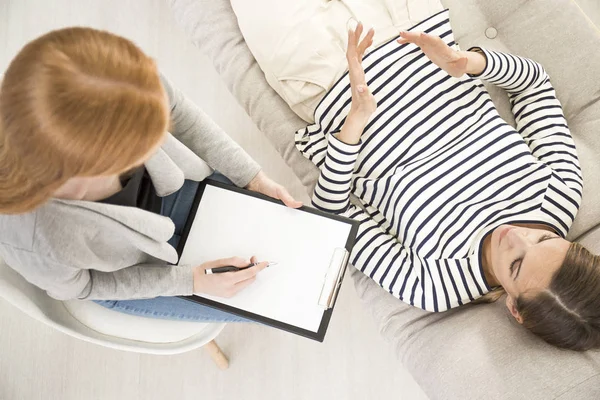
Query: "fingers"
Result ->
[[348, 22, 375, 59], [347, 23, 358, 49], [397, 30, 420, 45], [398, 31, 445, 49], [397, 31, 431, 47], [197, 257, 269, 298], [252, 174, 302, 208], [231, 261, 269, 283], [211, 256, 249, 268], [354, 22, 363, 46], [276, 186, 303, 208], [357, 28, 374, 58]]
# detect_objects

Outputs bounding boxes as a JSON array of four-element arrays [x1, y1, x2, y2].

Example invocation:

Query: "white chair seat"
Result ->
[[63, 299, 215, 344], [0, 260, 225, 355]]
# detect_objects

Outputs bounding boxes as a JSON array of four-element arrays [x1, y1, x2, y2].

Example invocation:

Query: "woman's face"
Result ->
[[489, 225, 570, 319]]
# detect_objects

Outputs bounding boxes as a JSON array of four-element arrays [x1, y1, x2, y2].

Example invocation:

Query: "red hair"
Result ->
[[0, 27, 168, 213]]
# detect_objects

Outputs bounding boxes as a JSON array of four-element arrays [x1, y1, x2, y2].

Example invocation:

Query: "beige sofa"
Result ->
[[168, 0, 600, 398]]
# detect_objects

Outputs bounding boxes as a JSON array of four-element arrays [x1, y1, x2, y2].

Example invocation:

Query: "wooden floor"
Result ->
[[1, 1, 598, 399]]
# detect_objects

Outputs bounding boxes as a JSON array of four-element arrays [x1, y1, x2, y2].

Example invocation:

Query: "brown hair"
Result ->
[[0, 27, 168, 214], [516, 242, 600, 351], [474, 243, 600, 350]]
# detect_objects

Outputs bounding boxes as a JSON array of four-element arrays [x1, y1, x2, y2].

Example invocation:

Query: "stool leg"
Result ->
[[204, 339, 229, 370]]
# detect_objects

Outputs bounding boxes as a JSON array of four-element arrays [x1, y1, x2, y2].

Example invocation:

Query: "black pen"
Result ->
[[205, 261, 278, 275]]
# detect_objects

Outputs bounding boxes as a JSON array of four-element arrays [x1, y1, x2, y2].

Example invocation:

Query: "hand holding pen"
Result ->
[[192, 256, 273, 299], [205, 261, 278, 274]]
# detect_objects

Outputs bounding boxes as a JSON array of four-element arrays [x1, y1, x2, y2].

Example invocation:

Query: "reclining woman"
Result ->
[[0, 28, 302, 322], [295, 12, 600, 350]]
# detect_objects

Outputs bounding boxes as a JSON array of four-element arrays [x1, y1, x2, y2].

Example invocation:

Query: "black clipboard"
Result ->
[[176, 179, 359, 342]]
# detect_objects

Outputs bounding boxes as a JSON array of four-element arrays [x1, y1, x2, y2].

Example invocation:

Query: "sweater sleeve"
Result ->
[[160, 74, 261, 187], [469, 48, 583, 195], [1, 246, 195, 300], [350, 209, 489, 312], [311, 134, 360, 213], [80, 264, 194, 300]]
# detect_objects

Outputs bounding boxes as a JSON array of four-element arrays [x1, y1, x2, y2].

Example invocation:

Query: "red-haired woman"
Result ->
[[0, 27, 301, 322]]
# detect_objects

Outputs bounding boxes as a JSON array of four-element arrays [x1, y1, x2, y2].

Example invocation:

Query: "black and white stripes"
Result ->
[[295, 10, 582, 311]]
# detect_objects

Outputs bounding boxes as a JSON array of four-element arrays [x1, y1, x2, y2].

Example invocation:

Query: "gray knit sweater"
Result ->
[[0, 75, 261, 300]]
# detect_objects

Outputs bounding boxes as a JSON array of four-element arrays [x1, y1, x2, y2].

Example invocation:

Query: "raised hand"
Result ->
[[397, 31, 469, 77], [347, 23, 377, 119]]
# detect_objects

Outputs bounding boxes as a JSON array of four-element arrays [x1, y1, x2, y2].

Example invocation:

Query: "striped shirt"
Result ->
[[295, 10, 583, 312]]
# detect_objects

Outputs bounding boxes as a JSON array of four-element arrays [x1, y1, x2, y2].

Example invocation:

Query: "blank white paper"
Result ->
[[178, 185, 352, 333]]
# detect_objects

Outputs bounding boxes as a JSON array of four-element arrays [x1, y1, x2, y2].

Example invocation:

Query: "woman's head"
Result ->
[[0, 27, 168, 214], [488, 225, 600, 350], [489, 225, 570, 299]]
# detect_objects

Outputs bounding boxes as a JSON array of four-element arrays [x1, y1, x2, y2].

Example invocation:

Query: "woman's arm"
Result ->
[[160, 74, 260, 188], [3, 247, 194, 300], [7, 247, 267, 301], [467, 48, 582, 194], [348, 209, 479, 312], [398, 32, 583, 195], [81, 257, 267, 300], [82, 264, 194, 300], [312, 133, 361, 213], [160, 74, 301, 207], [312, 24, 376, 213]]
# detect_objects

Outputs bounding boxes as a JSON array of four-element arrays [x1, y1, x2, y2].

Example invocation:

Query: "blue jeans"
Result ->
[[94, 173, 248, 323]]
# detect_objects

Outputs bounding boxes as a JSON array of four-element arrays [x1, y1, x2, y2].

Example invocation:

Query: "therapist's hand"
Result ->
[[193, 256, 268, 298], [246, 170, 303, 208]]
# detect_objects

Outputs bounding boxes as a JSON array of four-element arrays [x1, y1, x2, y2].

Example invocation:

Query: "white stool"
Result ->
[[0, 260, 229, 369]]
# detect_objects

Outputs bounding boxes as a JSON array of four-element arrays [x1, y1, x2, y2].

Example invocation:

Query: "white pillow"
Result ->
[[230, 0, 444, 122]]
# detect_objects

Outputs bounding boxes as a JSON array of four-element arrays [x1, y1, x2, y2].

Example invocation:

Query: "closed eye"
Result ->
[[511, 234, 558, 280], [510, 258, 521, 277], [538, 234, 556, 243]]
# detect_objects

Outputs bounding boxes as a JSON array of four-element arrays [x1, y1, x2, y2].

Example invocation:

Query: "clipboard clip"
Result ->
[[318, 247, 350, 309]]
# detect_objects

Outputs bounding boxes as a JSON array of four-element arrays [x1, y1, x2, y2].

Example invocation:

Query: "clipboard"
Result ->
[[176, 179, 359, 342]]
